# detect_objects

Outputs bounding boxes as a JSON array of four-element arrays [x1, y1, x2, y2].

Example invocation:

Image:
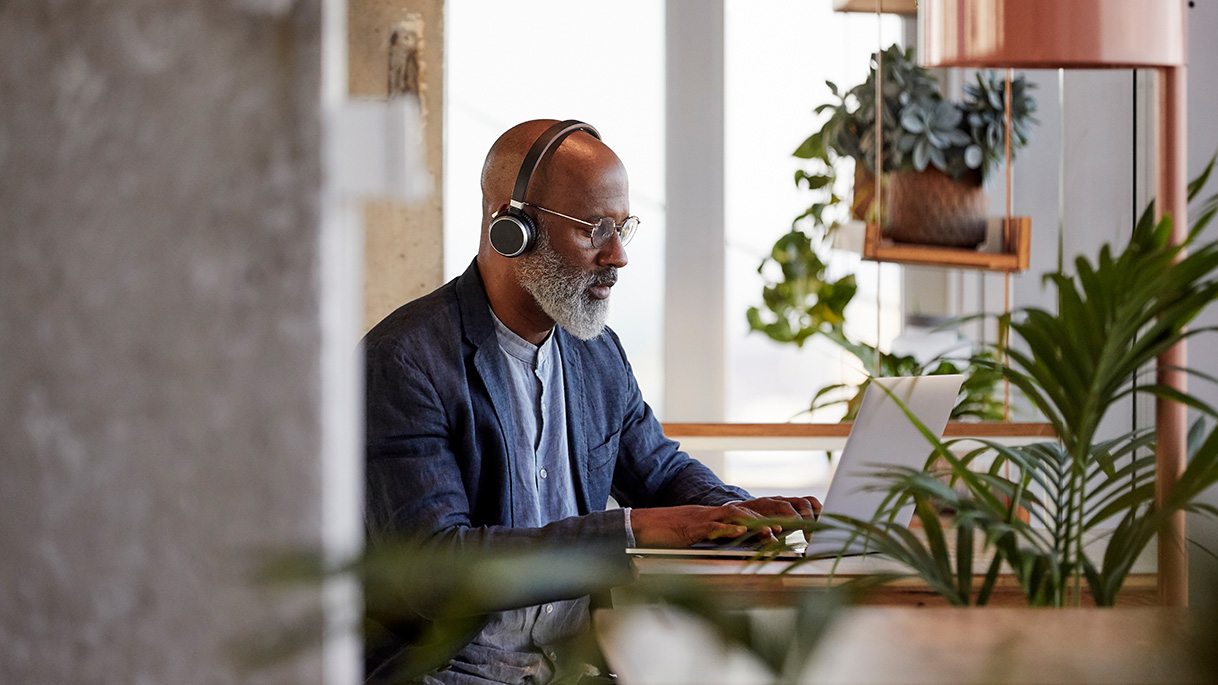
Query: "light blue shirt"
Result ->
[[494, 314, 579, 527], [430, 311, 590, 684]]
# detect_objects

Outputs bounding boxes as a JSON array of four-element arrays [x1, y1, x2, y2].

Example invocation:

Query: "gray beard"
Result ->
[[516, 233, 615, 341]]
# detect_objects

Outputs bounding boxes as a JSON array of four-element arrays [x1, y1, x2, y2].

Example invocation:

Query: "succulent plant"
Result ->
[[898, 98, 974, 177], [809, 44, 1037, 185], [962, 71, 1039, 180], [818, 44, 941, 175]]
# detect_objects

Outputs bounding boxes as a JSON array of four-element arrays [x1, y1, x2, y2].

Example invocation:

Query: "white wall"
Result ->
[[1184, 0, 1218, 605]]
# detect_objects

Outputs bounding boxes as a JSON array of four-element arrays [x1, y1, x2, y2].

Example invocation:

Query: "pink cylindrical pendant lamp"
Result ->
[[919, 0, 1185, 69]]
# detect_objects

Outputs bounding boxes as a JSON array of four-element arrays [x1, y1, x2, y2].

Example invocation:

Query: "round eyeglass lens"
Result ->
[[591, 217, 616, 247], [591, 216, 640, 247], [619, 216, 639, 246]]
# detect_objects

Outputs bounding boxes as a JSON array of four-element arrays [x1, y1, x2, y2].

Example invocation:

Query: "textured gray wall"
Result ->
[[0, 1, 328, 682], [350, 0, 445, 333]]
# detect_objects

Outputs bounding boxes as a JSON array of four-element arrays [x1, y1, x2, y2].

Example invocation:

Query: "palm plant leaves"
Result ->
[[994, 211, 1218, 459], [987, 167, 1218, 604], [776, 160, 1218, 608]]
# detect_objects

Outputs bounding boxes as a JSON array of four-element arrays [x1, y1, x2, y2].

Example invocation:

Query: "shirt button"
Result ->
[[545, 603, 554, 614], [539, 468, 548, 479]]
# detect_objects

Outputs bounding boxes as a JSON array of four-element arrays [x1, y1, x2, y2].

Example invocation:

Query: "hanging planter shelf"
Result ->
[[832, 0, 917, 15], [863, 217, 1032, 273]]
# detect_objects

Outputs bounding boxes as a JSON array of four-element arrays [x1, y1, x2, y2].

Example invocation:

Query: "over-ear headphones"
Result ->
[[489, 119, 601, 258]]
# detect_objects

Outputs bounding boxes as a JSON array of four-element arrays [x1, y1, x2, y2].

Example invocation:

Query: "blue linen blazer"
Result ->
[[364, 260, 750, 555]]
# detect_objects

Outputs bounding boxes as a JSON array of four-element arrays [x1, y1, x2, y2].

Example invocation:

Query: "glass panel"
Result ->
[[725, 1, 903, 422], [723, 1, 903, 492], [444, 0, 666, 406]]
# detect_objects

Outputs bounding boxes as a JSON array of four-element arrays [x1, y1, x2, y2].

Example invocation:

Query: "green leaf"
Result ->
[[793, 131, 826, 160], [1188, 151, 1217, 201], [956, 521, 975, 603], [795, 170, 833, 190]]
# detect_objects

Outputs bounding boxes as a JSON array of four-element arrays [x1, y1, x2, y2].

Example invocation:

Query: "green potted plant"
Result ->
[[813, 44, 1037, 247], [746, 44, 1035, 428], [748, 131, 1005, 426], [784, 158, 1218, 607]]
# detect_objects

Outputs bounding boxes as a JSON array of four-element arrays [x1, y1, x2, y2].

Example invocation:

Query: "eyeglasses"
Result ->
[[522, 201, 640, 248]]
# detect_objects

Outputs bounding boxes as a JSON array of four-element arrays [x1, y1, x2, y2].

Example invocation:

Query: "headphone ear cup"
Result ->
[[489, 211, 535, 258]]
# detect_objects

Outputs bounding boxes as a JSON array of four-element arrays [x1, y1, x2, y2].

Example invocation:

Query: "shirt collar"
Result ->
[[488, 306, 554, 367]]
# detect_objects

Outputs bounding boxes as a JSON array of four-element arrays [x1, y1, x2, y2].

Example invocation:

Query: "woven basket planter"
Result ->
[[884, 168, 987, 248]]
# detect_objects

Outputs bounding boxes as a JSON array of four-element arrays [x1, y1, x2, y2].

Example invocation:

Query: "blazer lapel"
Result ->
[[457, 261, 520, 524], [557, 330, 594, 515]]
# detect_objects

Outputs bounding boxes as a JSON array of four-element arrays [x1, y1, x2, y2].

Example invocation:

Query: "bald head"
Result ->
[[475, 119, 631, 345], [479, 119, 627, 233]]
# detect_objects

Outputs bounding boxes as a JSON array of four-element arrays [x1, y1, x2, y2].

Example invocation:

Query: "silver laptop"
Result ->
[[626, 374, 965, 560]]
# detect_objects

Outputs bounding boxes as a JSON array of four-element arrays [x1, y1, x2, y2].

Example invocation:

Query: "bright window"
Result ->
[[444, 0, 667, 407], [723, 2, 903, 494], [447, 3, 906, 497]]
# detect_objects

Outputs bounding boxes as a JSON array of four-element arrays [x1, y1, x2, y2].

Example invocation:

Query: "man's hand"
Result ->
[[736, 496, 822, 524], [630, 503, 788, 548]]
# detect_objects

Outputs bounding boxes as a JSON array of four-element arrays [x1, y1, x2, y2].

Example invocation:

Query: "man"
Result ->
[[364, 120, 821, 684]]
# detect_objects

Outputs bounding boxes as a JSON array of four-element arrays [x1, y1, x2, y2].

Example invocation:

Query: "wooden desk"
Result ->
[[596, 605, 1200, 684], [661, 421, 1055, 451], [803, 607, 1205, 684], [631, 531, 1159, 607]]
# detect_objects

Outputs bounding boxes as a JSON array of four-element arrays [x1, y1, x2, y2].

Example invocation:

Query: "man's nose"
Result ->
[[596, 233, 628, 269]]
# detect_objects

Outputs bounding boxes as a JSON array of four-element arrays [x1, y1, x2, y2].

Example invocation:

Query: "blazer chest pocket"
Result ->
[[587, 430, 620, 470]]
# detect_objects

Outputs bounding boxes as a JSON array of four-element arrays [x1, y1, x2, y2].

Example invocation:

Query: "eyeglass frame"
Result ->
[[515, 200, 640, 249]]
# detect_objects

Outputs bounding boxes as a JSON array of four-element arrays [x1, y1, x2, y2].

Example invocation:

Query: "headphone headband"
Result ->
[[509, 119, 601, 209], [489, 119, 601, 258]]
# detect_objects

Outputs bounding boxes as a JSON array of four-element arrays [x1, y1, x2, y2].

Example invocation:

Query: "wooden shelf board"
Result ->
[[832, 0, 918, 15], [863, 217, 1032, 272], [663, 422, 1055, 439]]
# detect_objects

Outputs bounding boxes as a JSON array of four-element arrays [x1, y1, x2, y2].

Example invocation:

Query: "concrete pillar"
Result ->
[[349, 0, 445, 332], [0, 2, 348, 682]]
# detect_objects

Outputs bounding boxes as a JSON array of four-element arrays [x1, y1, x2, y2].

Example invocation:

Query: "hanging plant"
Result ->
[[748, 45, 1013, 423], [812, 45, 1038, 247]]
